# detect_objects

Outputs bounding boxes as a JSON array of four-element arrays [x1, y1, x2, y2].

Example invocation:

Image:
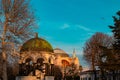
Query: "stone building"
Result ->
[[17, 34, 81, 80]]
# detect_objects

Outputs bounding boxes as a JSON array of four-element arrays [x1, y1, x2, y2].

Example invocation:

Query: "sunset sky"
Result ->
[[31, 0, 120, 66]]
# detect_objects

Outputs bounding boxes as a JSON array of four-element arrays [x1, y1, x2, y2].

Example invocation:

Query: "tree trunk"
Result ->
[[100, 68, 106, 80], [2, 21, 8, 80], [112, 70, 116, 80], [2, 60, 7, 80], [92, 50, 97, 80], [93, 69, 97, 80]]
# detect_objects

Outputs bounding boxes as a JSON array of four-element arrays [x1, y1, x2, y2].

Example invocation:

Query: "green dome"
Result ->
[[20, 36, 53, 52]]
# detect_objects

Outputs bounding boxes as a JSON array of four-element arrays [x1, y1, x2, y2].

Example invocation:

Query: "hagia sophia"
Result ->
[[17, 33, 82, 80]]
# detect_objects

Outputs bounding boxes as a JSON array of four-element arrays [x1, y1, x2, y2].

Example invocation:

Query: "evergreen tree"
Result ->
[[107, 11, 120, 79], [109, 11, 120, 49], [109, 11, 120, 63]]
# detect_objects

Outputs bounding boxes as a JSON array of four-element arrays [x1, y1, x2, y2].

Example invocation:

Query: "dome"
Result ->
[[54, 48, 69, 57], [20, 35, 53, 52]]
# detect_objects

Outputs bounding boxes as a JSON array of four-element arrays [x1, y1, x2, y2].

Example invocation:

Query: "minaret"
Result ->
[[72, 49, 80, 70], [35, 32, 38, 38], [72, 48, 76, 58]]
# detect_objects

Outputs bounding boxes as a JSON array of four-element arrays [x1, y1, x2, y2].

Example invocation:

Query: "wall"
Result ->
[[16, 76, 36, 80]]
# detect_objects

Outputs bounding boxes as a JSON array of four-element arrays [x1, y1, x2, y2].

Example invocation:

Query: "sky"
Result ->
[[31, 0, 120, 67]]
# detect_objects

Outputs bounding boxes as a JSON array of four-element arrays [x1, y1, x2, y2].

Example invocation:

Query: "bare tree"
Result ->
[[0, 53, 3, 78], [83, 32, 113, 80], [0, 0, 36, 80]]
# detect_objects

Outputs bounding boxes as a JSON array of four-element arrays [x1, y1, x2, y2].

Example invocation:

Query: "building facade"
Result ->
[[17, 34, 81, 80], [80, 69, 120, 80]]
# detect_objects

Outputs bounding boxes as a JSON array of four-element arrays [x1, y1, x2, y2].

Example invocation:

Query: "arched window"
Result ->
[[37, 58, 44, 66], [61, 60, 70, 68], [24, 58, 33, 75], [25, 58, 33, 65]]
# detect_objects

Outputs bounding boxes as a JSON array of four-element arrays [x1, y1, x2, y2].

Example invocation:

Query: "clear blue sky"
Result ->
[[31, 0, 120, 67]]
